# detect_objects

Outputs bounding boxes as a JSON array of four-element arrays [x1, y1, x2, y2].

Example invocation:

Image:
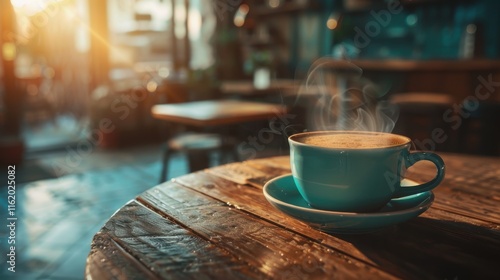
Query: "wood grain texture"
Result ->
[[87, 231, 161, 280], [86, 152, 500, 279], [171, 164, 500, 279], [88, 201, 266, 279], [139, 181, 396, 279], [405, 153, 500, 225]]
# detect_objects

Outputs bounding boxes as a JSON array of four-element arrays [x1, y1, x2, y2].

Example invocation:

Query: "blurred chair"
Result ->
[[159, 132, 237, 183], [457, 101, 500, 156], [156, 81, 237, 183], [391, 92, 455, 152]]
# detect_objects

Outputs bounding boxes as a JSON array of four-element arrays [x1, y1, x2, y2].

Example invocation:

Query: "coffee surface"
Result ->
[[298, 133, 407, 149]]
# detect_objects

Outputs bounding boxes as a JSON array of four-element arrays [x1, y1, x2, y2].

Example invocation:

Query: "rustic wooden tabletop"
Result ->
[[151, 100, 287, 127], [86, 153, 500, 279]]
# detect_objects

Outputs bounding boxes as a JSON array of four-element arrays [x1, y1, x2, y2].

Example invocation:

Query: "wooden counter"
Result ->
[[348, 59, 500, 71]]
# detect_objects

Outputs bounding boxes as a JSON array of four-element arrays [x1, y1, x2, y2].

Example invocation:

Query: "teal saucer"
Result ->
[[263, 174, 434, 234]]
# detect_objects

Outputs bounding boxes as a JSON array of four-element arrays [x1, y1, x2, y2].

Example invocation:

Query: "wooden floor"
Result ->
[[0, 144, 192, 280]]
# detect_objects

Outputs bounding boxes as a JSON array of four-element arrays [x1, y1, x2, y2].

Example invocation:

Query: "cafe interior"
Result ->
[[1, 0, 500, 279]]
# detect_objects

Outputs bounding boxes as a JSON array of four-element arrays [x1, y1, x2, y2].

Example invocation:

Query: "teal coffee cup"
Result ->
[[289, 131, 445, 212]]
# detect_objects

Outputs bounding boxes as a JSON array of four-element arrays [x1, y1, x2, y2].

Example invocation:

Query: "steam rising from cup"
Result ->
[[296, 58, 399, 132]]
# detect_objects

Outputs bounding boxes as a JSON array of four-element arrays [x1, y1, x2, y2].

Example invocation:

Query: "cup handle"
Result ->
[[395, 152, 445, 197]]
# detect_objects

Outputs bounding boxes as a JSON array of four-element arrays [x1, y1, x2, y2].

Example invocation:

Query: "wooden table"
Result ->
[[220, 80, 325, 98], [86, 153, 500, 279], [151, 99, 288, 179], [220, 80, 299, 97], [151, 99, 287, 127]]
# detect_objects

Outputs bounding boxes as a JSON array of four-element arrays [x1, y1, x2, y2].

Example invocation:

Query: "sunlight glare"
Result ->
[[11, 0, 65, 16], [10, 0, 29, 8]]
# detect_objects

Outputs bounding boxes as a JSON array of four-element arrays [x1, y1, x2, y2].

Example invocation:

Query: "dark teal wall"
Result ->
[[329, 0, 500, 59]]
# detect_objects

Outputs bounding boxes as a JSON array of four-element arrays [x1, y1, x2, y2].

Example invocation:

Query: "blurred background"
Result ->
[[1, 0, 500, 162], [1, 1, 500, 279]]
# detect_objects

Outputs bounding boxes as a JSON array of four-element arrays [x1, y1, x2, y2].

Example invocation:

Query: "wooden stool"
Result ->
[[458, 101, 500, 156], [159, 132, 237, 183], [391, 92, 454, 151]]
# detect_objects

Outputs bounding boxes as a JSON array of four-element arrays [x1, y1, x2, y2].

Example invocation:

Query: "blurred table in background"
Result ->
[[151, 99, 287, 127], [220, 79, 298, 97], [151, 99, 287, 181]]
